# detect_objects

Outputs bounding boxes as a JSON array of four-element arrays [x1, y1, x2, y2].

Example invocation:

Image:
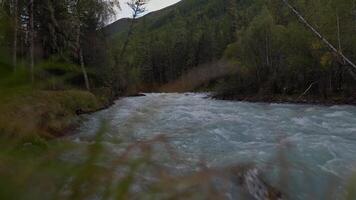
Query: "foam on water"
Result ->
[[73, 93, 356, 199]]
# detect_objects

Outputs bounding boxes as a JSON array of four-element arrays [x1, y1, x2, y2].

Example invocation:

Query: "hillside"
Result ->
[[104, 18, 132, 37], [109, 0, 356, 102], [104, 0, 182, 37], [108, 0, 236, 86]]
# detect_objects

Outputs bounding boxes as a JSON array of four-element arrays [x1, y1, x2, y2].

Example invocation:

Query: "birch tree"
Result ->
[[74, 0, 90, 90], [281, 0, 356, 72], [12, 0, 17, 70], [119, 0, 148, 58], [71, 0, 119, 91], [29, 0, 34, 83]]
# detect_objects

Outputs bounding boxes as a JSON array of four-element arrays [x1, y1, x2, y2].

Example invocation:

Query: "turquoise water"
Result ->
[[72, 93, 356, 199]]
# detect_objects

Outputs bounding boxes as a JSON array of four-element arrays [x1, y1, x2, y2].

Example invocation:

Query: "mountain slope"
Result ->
[[107, 0, 356, 101], [104, 18, 132, 36], [108, 0, 237, 85]]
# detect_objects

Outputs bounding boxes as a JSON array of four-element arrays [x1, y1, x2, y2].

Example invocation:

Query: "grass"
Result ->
[[159, 61, 236, 93], [1, 125, 355, 200], [0, 127, 238, 200], [0, 66, 355, 200], [0, 89, 101, 139], [0, 62, 107, 139]]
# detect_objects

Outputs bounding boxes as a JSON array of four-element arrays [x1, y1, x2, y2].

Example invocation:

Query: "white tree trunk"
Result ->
[[336, 13, 342, 52], [12, 0, 18, 71], [75, 0, 90, 90], [266, 31, 270, 66], [79, 47, 90, 91], [76, 25, 90, 91], [335, 13, 346, 66], [298, 81, 317, 99], [29, 0, 34, 83]]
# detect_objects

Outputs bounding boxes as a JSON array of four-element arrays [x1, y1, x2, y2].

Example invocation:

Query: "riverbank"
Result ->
[[0, 89, 112, 140], [212, 93, 356, 106]]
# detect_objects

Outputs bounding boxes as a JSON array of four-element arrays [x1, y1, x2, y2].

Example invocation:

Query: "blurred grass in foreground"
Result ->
[[0, 122, 356, 200], [0, 123, 270, 200]]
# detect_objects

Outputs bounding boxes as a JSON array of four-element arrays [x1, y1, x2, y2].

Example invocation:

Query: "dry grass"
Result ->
[[159, 61, 236, 93], [0, 90, 100, 138]]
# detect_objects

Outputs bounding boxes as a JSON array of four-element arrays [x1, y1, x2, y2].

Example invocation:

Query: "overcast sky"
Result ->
[[115, 0, 181, 20]]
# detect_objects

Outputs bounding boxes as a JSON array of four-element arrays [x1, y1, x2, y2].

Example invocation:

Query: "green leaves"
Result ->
[[217, 0, 356, 97]]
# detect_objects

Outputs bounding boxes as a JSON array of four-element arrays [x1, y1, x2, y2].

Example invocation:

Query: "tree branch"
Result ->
[[281, 0, 356, 72]]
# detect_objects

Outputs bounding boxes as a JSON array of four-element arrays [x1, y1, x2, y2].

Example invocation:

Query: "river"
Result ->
[[69, 93, 356, 199]]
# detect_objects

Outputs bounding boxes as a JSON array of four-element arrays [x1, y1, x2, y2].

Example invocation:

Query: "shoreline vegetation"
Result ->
[[1, 0, 355, 140], [5, 87, 356, 143], [212, 93, 356, 106], [0, 89, 106, 139], [3, 88, 356, 141]]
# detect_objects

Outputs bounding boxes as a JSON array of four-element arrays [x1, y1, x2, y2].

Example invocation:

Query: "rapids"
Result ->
[[71, 93, 356, 199]]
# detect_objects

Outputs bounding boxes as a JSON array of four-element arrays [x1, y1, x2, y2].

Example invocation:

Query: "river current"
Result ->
[[71, 93, 356, 199]]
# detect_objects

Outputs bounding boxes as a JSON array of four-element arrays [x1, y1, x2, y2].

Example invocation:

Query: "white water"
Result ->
[[72, 93, 356, 199]]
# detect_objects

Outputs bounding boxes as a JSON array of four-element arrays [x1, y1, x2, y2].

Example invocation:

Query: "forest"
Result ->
[[0, 0, 356, 199], [111, 0, 356, 102], [1, 0, 356, 103]]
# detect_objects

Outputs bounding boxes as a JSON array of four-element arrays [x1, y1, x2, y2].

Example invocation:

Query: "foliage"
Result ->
[[111, 0, 235, 87], [215, 0, 356, 98], [0, 0, 120, 91], [109, 0, 356, 97]]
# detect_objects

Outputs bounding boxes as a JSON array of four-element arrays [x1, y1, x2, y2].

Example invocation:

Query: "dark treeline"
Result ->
[[112, 0, 356, 100], [0, 0, 120, 95], [1, 0, 356, 99], [0, 0, 124, 139]]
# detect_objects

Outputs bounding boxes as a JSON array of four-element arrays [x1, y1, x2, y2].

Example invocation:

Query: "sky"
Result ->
[[115, 0, 181, 20]]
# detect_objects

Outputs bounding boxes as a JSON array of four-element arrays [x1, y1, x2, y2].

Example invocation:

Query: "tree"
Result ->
[[119, 0, 148, 58], [29, 0, 34, 83], [74, 0, 90, 90], [12, 0, 17, 70], [280, 0, 356, 72], [0, 0, 120, 88]]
